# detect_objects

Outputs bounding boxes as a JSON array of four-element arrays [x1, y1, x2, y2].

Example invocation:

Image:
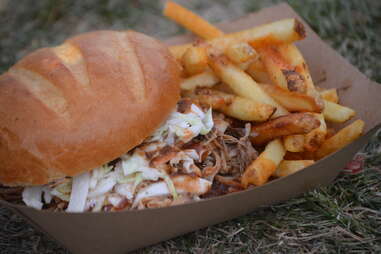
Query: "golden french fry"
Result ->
[[180, 70, 219, 91], [284, 151, 304, 160], [276, 43, 305, 66], [225, 42, 258, 64], [181, 45, 256, 88], [182, 46, 208, 76], [169, 18, 306, 60], [315, 120, 365, 159], [242, 139, 286, 187], [259, 83, 323, 112], [283, 134, 305, 152], [326, 128, 336, 139], [250, 113, 321, 145], [323, 100, 355, 123], [304, 113, 327, 152], [170, 44, 192, 60], [193, 88, 276, 121], [320, 88, 339, 103], [256, 46, 306, 93], [238, 59, 255, 71], [246, 58, 272, 84], [276, 43, 324, 111], [273, 160, 315, 178], [212, 82, 235, 94], [208, 55, 288, 117], [241, 19, 305, 49], [284, 151, 315, 160], [164, 1, 224, 40]]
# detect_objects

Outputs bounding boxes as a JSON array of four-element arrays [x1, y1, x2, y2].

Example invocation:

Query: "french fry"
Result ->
[[284, 151, 315, 160], [246, 58, 272, 84], [163, 1, 224, 40], [304, 113, 327, 152], [259, 83, 323, 112], [193, 88, 276, 121], [315, 120, 365, 159], [170, 44, 193, 60], [323, 100, 355, 123], [256, 43, 324, 115], [225, 42, 258, 64], [276, 43, 305, 67], [169, 18, 306, 60], [283, 134, 305, 152], [208, 55, 289, 117], [242, 139, 286, 187], [273, 160, 315, 178], [284, 151, 304, 160], [256, 46, 306, 92], [239, 19, 306, 49], [238, 59, 254, 71], [180, 70, 219, 91], [326, 128, 336, 139], [181, 47, 255, 90], [213, 82, 235, 94], [276, 43, 324, 111], [182, 46, 209, 76], [165, 8, 366, 191], [250, 113, 321, 145], [320, 88, 339, 103]]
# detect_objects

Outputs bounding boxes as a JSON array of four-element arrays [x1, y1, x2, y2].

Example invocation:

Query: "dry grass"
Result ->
[[0, 0, 380, 253]]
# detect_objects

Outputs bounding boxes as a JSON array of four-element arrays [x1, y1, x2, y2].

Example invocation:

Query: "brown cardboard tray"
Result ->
[[1, 3, 380, 254]]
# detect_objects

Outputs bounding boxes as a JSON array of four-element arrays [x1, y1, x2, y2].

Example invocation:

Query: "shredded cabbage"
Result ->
[[121, 152, 162, 181], [66, 172, 90, 212], [113, 172, 143, 201], [116, 172, 139, 184], [89, 165, 113, 189], [191, 104, 205, 118], [120, 152, 178, 201], [132, 181, 171, 208], [86, 195, 105, 212], [22, 186, 44, 210], [200, 108, 214, 135], [163, 175, 178, 199], [133, 172, 144, 189], [108, 194, 124, 207], [115, 182, 135, 200], [42, 186, 52, 204], [148, 104, 214, 144], [87, 174, 116, 198], [132, 175, 211, 207], [121, 152, 148, 175], [51, 181, 72, 202]]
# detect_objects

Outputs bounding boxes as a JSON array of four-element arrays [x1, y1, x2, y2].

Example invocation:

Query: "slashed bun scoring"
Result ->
[[0, 30, 181, 186]]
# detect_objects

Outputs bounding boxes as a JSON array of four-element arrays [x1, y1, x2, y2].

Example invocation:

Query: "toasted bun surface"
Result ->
[[0, 31, 181, 186]]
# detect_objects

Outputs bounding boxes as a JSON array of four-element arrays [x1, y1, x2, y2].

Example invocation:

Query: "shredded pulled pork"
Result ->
[[4, 99, 257, 212]]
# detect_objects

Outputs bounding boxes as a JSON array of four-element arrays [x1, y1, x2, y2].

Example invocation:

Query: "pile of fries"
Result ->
[[164, 1, 364, 187]]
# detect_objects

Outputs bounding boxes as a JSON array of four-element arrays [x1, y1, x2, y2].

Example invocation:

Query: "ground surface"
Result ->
[[0, 0, 380, 253]]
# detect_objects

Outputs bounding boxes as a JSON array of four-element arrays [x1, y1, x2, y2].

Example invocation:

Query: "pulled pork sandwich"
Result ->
[[0, 30, 257, 212], [0, 3, 359, 214]]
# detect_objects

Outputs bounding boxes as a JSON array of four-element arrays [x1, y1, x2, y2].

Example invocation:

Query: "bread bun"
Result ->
[[0, 30, 181, 186]]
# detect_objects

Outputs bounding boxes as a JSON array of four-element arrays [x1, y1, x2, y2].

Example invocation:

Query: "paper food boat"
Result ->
[[1, 3, 380, 254]]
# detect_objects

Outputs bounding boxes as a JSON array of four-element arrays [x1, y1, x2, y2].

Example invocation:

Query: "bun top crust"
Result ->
[[0, 30, 181, 186]]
